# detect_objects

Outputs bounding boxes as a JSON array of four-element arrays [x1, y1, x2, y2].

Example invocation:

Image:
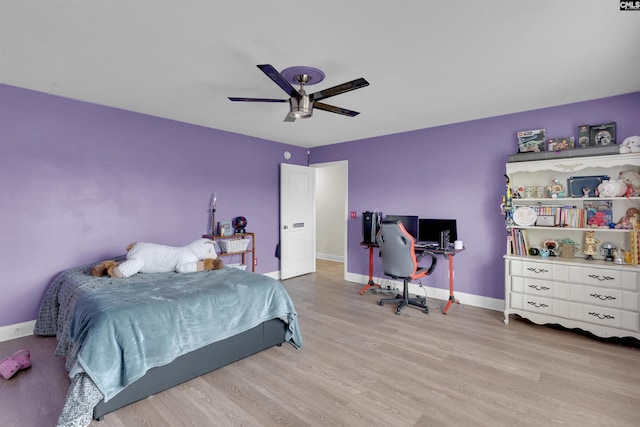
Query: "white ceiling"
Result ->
[[2, 1, 639, 148]]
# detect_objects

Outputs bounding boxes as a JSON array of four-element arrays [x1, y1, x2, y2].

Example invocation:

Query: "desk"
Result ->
[[359, 242, 463, 314]]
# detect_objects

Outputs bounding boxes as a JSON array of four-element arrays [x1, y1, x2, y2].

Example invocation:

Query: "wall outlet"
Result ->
[[254, 258, 258, 266]]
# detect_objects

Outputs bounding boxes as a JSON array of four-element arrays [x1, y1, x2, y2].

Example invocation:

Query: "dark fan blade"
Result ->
[[228, 97, 287, 102], [314, 102, 360, 117], [310, 78, 369, 102], [257, 64, 299, 98]]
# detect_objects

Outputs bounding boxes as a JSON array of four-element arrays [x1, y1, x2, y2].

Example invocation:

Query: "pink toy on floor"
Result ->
[[0, 349, 31, 379]]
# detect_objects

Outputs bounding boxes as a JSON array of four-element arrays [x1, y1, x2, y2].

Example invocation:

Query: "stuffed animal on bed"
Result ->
[[91, 238, 224, 278]]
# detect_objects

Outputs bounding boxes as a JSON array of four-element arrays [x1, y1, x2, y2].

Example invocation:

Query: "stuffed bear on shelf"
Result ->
[[91, 238, 224, 278]]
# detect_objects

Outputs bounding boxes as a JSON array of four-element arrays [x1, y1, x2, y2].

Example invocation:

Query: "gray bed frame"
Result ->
[[93, 318, 287, 421]]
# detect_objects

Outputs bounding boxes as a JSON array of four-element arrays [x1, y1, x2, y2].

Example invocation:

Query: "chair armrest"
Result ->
[[416, 251, 438, 276]]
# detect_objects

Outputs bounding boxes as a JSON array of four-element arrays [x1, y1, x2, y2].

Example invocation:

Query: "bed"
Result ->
[[34, 257, 302, 427]]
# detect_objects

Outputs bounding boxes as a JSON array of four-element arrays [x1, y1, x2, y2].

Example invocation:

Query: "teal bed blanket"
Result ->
[[35, 260, 302, 405]]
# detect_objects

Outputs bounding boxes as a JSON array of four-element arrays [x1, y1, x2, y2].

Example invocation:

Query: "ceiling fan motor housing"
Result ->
[[289, 92, 313, 119]]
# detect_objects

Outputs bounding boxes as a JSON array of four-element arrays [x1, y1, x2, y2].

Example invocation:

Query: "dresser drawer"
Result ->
[[568, 266, 638, 291], [569, 302, 639, 331], [510, 292, 568, 317], [570, 285, 639, 311], [512, 277, 569, 299], [511, 260, 569, 281]]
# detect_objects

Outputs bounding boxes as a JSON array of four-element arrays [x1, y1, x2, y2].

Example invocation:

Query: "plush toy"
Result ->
[[615, 207, 639, 230], [587, 211, 607, 227], [92, 238, 224, 278], [618, 170, 640, 197], [597, 180, 627, 198], [619, 135, 640, 154], [91, 259, 121, 277]]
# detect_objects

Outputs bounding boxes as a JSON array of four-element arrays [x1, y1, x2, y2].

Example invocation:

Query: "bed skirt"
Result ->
[[93, 318, 287, 420]]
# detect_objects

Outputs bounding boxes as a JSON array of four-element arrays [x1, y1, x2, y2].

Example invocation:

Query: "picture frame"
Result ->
[[217, 221, 233, 237], [547, 137, 575, 152], [535, 215, 555, 227]]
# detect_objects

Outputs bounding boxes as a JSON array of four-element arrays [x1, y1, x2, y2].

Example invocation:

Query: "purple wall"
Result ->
[[1, 84, 638, 328], [310, 92, 640, 300], [0, 84, 308, 326]]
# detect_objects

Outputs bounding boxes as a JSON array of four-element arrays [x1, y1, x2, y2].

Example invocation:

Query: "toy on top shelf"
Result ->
[[619, 135, 640, 154]]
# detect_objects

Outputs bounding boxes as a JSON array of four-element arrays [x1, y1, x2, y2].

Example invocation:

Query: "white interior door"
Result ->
[[280, 163, 316, 279]]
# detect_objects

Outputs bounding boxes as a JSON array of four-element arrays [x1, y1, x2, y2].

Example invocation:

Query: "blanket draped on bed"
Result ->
[[35, 259, 302, 427]]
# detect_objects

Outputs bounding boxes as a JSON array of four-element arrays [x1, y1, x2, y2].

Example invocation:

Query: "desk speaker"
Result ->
[[362, 211, 382, 244], [440, 230, 451, 249]]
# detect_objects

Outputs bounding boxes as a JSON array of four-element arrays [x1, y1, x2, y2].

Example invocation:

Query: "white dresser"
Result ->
[[505, 257, 639, 339]]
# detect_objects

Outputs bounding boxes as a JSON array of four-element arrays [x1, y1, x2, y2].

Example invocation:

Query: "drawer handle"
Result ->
[[527, 267, 549, 274], [589, 293, 616, 301], [528, 284, 550, 291], [527, 301, 549, 309], [588, 312, 615, 320], [587, 274, 614, 282]]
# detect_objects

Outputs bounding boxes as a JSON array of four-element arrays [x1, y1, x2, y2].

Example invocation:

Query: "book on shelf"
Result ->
[[509, 228, 529, 256], [528, 205, 587, 228]]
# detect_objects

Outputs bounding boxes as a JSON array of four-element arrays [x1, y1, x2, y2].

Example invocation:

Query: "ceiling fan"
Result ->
[[228, 64, 369, 122]]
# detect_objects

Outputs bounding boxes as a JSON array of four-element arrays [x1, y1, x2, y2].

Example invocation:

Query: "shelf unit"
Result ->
[[503, 153, 640, 340], [202, 232, 255, 272]]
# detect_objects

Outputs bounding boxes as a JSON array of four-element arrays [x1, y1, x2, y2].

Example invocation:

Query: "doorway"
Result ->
[[312, 160, 348, 278]]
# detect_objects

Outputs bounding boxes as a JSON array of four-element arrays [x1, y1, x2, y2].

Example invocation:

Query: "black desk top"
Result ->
[[359, 241, 464, 256]]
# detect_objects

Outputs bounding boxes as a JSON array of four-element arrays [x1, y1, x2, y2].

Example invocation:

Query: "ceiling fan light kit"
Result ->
[[289, 95, 313, 119], [228, 64, 369, 122]]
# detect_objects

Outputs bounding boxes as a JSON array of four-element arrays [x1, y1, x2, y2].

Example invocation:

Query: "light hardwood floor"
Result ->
[[1, 259, 639, 427]]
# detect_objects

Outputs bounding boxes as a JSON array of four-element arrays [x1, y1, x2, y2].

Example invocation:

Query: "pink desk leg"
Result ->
[[442, 253, 459, 314], [359, 245, 381, 295]]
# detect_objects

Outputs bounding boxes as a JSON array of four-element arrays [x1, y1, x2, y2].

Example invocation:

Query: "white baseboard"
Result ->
[[0, 320, 36, 342], [344, 272, 504, 312], [265, 271, 280, 280], [316, 253, 345, 263]]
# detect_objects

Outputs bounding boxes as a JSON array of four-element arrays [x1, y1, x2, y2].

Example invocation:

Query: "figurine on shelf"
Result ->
[[511, 186, 523, 199], [543, 239, 558, 256], [584, 230, 599, 260], [501, 175, 514, 226], [558, 238, 579, 259], [582, 187, 591, 198], [550, 179, 565, 198], [233, 216, 248, 234]]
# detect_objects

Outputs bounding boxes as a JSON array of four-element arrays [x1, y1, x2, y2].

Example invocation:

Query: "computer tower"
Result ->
[[362, 211, 382, 244]]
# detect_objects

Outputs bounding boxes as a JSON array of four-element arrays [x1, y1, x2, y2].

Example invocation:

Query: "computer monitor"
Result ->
[[418, 218, 458, 243], [384, 215, 419, 239]]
